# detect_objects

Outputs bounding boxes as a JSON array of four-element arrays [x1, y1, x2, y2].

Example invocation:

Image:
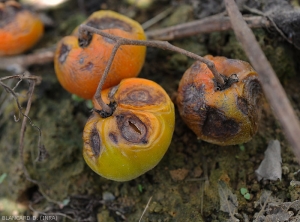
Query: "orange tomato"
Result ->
[[177, 55, 262, 146], [54, 10, 146, 99], [83, 78, 175, 181], [0, 1, 44, 56]]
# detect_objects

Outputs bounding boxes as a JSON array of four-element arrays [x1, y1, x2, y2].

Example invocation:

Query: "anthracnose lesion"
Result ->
[[202, 107, 240, 139], [86, 17, 133, 32], [58, 43, 70, 64], [116, 113, 148, 144], [237, 97, 248, 115], [237, 77, 262, 116], [0, 2, 22, 28], [120, 88, 165, 107], [109, 132, 118, 144], [181, 83, 207, 123], [90, 126, 101, 157], [243, 78, 262, 107]]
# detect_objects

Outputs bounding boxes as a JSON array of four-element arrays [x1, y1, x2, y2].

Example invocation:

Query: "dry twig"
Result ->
[[139, 196, 153, 222], [0, 48, 55, 73], [0, 73, 42, 183], [224, 0, 300, 162], [146, 13, 270, 40]]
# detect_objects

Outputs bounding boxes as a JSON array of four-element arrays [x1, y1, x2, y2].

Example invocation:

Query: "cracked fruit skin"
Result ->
[[177, 55, 262, 146], [54, 10, 146, 99], [0, 1, 44, 56], [83, 78, 175, 181]]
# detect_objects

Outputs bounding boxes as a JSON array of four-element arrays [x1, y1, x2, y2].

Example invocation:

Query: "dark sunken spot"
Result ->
[[109, 132, 118, 144], [86, 17, 132, 32], [121, 89, 164, 107], [237, 97, 248, 115], [244, 79, 262, 106], [128, 89, 151, 102], [0, 4, 22, 28], [79, 62, 94, 71], [90, 126, 101, 157], [202, 107, 240, 139], [116, 113, 148, 144], [59, 44, 70, 64], [182, 84, 206, 118]]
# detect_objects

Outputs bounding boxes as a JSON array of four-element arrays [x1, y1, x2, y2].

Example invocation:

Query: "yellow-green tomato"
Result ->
[[83, 78, 175, 181]]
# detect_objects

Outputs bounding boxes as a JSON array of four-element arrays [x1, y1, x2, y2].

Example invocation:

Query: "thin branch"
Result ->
[[0, 73, 43, 183], [139, 196, 153, 222], [0, 48, 55, 73], [146, 13, 270, 40], [19, 78, 40, 184], [224, 0, 300, 162], [142, 6, 174, 30], [79, 24, 224, 114]]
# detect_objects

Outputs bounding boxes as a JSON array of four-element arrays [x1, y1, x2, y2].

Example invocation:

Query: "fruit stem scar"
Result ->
[[78, 24, 226, 117]]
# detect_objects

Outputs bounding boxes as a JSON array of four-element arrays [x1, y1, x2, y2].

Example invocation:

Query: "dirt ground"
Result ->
[[1, 0, 300, 221]]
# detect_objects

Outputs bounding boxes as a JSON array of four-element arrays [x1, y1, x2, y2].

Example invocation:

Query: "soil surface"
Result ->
[[1, 0, 300, 221]]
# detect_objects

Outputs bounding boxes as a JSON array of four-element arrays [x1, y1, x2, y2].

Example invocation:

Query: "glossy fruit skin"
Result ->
[[54, 10, 146, 99], [177, 55, 262, 146], [83, 78, 175, 181], [0, 1, 44, 56]]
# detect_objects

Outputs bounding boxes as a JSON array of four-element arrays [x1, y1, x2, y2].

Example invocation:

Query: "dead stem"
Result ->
[[0, 73, 42, 184], [139, 196, 153, 222], [146, 13, 270, 41], [79, 24, 224, 115], [224, 0, 300, 162], [0, 48, 55, 73]]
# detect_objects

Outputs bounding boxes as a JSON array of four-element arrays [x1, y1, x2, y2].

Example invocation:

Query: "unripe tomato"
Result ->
[[0, 1, 44, 56], [54, 10, 146, 99], [177, 55, 262, 146], [83, 78, 175, 181]]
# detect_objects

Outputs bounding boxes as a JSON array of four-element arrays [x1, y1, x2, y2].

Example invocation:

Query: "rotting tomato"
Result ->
[[54, 10, 146, 99], [83, 78, 175, 181], [0, 1, 44, 56], [177, 55, 263, 146]]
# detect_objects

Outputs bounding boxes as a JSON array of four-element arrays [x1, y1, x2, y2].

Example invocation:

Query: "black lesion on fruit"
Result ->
[[90, 126, 101, 157], [0, 3, 22, 28], [244, 78, 262, 107], [116, 113, 148, 144], [237, 97, 248, 115], [86, 17, 132, 32], [181, 83, 207, 120], [109, 132, 118, 144], [79, 62, 94, 71], [202, 107, 240, 139], [214, 74, 239, 91], [120, 88, 165, 107], [58, 43, 70, 64], [243, 77, 263, 133]]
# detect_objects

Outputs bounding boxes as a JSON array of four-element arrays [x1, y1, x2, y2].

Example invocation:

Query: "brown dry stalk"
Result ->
[[78, 24, 225, 114], [0, 49, 55, 73], [224, 0, 300, 162], [146, 14, 270, 40], [0, 73, 42, 183]]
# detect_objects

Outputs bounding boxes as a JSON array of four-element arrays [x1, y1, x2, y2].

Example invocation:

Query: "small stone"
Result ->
[[193, 166, 203, 178], [169, 168, 189, 181]]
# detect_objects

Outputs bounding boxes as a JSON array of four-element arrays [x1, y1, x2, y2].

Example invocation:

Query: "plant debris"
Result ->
[[218, 180, 239, 221], [255, 140, 282, 181]]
